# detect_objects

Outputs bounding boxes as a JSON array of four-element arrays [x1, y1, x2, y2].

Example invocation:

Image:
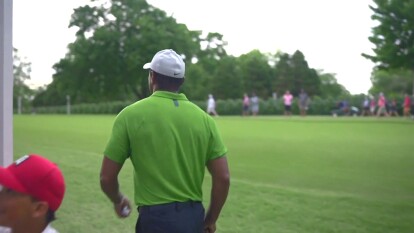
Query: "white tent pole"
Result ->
[[0, 0, 14, 166]]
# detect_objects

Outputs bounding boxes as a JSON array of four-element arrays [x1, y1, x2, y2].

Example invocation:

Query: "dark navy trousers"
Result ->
[[135, 201, 204, 233]]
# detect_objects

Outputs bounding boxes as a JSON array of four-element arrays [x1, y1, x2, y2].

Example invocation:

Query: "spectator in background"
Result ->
[[369, 96, 376, 116], [332, 100, 352, 117], [332, 101, 343, 117], [272, 91, 278, 111], [250, 92, 259, 116], [361, 96, 370, 116], [350, 106, 360, 116], [388, 98, 399, 117], [411, 94, 414, 119], [283, 90, 293, 116], [376, 92, 389, 117], [341, 100, 350, 115], [0, 154, 66, 233], [403, 94, 411, 117], [207, 94, 219, 117], [298, 89, 310, 116], [242, 93, 250, 116]]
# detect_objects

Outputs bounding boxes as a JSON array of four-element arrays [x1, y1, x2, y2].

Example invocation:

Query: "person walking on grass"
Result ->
[[361, 96, 370, 116], [283, 90, 293, 116], [298, 89, 309, 116], [369, 96, 376, 116], [242, 93, 250, 116], [376, 92, 389, 117], [207, 94, 219, 116], [0, 154, 65, 233], [100, 49, 230, 233], [388, 98, 399, 117], [403, 94, 411, 118], [411, 94, 414, 119], [250, 92, 259, 116]]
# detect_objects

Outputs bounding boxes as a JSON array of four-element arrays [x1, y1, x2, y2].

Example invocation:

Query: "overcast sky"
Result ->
[[13, 0, 376, 94]]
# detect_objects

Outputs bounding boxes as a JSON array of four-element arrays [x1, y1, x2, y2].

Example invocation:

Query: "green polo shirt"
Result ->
[[104, 91, 227, 206]]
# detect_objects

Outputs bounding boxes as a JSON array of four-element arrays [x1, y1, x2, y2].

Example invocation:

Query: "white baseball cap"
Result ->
[[143, 49, 185, 79]]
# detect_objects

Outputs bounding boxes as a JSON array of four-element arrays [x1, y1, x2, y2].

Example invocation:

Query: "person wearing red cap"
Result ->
[[0, 154, 65, 233]]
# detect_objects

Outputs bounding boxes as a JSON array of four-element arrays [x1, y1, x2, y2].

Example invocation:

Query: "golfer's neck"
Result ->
[[13, 222, 47, 233], [153, 87, 179, 93]]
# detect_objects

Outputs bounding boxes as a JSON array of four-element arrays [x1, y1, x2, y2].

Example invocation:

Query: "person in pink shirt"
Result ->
[[242, 93, 250, 116], [403, 94, 411, 117], [376, 92, 389, 117], [283, 90, 293, 116]]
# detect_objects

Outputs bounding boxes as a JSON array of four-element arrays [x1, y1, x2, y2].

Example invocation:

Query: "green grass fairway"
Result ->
[[13, 115, 414, 233]]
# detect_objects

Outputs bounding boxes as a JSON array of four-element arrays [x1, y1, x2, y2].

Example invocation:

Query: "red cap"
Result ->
[[0, 154, 65, 211]]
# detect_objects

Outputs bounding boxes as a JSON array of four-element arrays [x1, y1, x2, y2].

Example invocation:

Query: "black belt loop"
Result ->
[[175, 202, 182, 211]]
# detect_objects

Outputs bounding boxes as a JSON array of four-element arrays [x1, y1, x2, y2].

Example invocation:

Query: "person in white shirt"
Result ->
[[250, 92, 259, 116], [207, 94, 219, 116], [0, 155, 65, 233]]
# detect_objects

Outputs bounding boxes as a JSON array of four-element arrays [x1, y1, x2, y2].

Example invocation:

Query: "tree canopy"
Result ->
[[363, 0, 414, 94], [369, 69, 413, 96], [32, 0, 350, 106], [35, 0, 203, 105], [272, 51, 321, 97]]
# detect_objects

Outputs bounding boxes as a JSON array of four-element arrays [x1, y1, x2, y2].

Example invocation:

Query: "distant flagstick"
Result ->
[[0, 0, 13, 166]]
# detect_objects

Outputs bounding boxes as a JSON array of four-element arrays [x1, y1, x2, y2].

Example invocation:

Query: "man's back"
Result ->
[[101, 49, 229, 233], [105, 91, 226, 206]]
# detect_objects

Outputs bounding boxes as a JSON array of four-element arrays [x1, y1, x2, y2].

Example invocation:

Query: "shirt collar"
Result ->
[[151, 91, 188, 101], [42, 225, 58, 233]]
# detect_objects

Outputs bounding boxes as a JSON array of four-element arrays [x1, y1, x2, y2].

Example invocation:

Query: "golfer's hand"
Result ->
[[114, 196, 132, 218], [204, 223, 216, 233]]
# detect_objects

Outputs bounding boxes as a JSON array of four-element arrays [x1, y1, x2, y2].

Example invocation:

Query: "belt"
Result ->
[[138, 201, 202, 213]]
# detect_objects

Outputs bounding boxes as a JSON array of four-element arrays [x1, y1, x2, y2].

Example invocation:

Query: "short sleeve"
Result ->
[[104, 112, 130, 164], [207, 118, 227, 161]]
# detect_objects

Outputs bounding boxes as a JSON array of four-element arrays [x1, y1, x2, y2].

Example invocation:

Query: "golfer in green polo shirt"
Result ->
[[100, 49, 230, 233]]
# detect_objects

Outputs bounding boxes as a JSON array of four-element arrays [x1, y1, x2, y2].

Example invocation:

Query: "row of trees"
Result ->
[[13, 48, 37, 111], [27, 0, 349, 107], [14, 0, 414, 109]]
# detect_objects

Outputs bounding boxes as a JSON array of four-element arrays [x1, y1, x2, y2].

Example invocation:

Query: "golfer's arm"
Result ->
[[100, 156, 124, 204], [205, 156, 230, 224]]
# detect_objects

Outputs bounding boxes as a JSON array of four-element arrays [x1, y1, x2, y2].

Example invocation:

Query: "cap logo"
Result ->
[[15, 155, 30, 166]]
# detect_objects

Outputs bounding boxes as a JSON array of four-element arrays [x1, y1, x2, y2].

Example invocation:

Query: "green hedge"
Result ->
[[17, 96, 373, 116], [28, 101, 133, 115]]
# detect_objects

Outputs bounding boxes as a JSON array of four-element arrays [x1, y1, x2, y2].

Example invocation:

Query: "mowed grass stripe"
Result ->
[[217, 117, 414, 202], [13, 115, 414, 233]]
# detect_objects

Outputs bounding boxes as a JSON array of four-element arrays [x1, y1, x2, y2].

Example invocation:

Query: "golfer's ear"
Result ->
[[31, 200, 49, 218], [150, 70, 156, 79], [149, 72, 157, 85]]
